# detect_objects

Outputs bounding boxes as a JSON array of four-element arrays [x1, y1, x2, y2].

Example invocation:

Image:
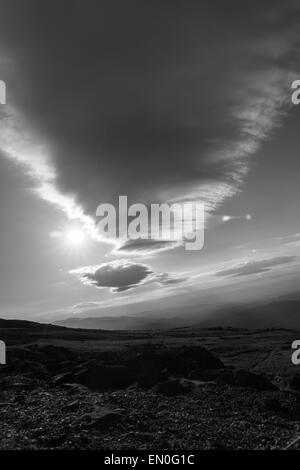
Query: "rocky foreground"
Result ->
[[1, 341, 300, 450]]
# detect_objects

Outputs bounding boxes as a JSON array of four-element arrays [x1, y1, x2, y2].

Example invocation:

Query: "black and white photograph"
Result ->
[[1, 0, 300, 457]]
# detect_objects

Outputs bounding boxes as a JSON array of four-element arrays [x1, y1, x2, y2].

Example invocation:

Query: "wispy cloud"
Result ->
[[0, 107, 102, 241], [216, 255, 298, 278]]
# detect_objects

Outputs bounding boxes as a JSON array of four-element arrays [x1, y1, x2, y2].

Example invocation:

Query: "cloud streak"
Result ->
[[0, 107, 102, 241], [114, 238, 181, 256], [216, 256, 298, 278]]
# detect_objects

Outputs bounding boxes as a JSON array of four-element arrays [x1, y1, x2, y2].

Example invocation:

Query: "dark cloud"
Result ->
[[115, 238, 180, 255], [216, 256, 297, 278], [72, 260, 152, 292], [71, 259, 188, 292], [153, 272, 189, 285], [0, 0, 299, 226]]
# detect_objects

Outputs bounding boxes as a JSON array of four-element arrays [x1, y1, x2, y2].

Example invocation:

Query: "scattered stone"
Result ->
[[264, 397, 283, 412], [0, 332, 298, 450], [52, 372, 74, 386], [63, 383, 87, 395], [38, 433, 67, 448], [65, 400, 79, 411], [81, 408, 123, 430]]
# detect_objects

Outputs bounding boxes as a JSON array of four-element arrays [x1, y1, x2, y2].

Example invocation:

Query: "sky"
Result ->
[[0, 0, 299, 323]]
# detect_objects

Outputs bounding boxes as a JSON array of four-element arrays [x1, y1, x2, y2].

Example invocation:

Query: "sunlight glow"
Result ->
[[65, 228, 86, 246]]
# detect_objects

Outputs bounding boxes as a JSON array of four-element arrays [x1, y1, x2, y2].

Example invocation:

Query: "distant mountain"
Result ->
[[0, 318, 66, 330], [55, 299, 300, 330], [54, 315, 186, 330], [198, 300, 300, 329], [277, 291, 300, 302], [2, 296, 299, 332]]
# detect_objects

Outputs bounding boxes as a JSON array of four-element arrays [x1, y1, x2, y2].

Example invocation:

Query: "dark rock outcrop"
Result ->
[[234, 369, 276, 391], [189, 367, 235, 385], [153, 379, 193, 396], [85, 364, 134, 391]]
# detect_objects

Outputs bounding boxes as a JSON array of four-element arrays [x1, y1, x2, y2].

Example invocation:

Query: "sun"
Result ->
[[65, 228, 86, 247], [49, 225, 91, 257], [49, 226, 90, 253]]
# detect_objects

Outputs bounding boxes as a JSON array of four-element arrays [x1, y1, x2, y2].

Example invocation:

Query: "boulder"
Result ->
[[128, 345, 224, 379], [234, 369, 276, 391], [289, 373, 300, 391], [52, 372, 74, 386], [153, 378, 193, 396], [81, 408, 123, 429], [86, 364, 134, 390], [189, 367, 234, 385]]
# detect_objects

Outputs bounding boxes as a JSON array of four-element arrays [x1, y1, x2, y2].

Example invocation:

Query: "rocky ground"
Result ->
[[1, 324, 300, 450]]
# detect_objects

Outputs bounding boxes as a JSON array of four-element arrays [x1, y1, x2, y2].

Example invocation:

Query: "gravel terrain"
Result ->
[[1, 323, 300, 450]]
